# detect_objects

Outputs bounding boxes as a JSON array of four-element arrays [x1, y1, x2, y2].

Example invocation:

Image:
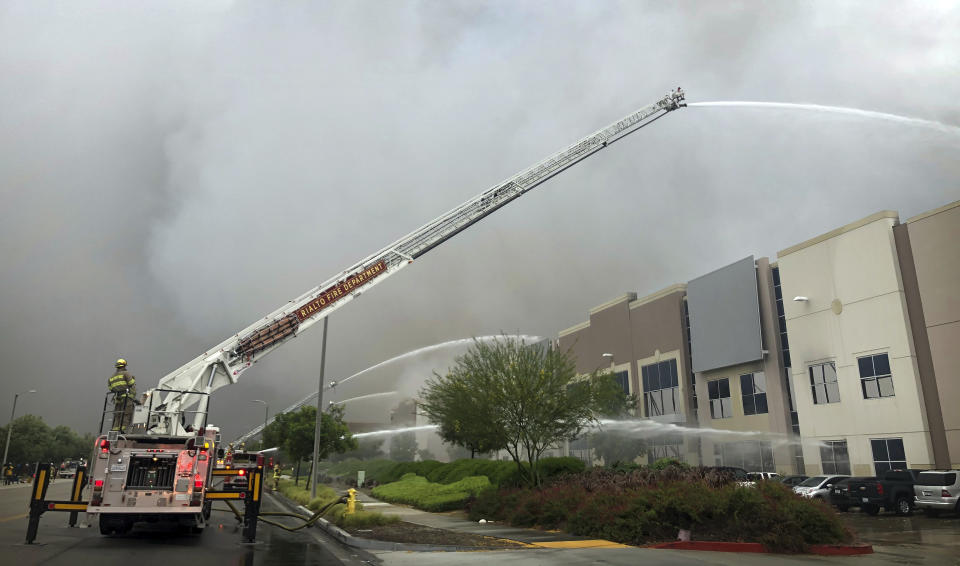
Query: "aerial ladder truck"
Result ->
[[84, 89, 686, 535]]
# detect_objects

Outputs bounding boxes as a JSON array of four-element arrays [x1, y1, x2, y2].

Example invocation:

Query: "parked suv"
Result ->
[[913, 470, 960, 517], [793, 474, 849, 500], [830, 470, 919, 515], [779, 475, 809, 487]]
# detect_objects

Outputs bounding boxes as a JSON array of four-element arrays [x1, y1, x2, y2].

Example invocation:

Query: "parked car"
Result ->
[[830, 470, 920, 515], [778, 475, 809, 487], [746, 472, 781, 482], [793, 474, 848, 500], [913, 470, 960, 517]]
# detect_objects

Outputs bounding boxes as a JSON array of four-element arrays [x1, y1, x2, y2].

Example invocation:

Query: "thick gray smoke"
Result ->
[[1, 1, 958, 437]]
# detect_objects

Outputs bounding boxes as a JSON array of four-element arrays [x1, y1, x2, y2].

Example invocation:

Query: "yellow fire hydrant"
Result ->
[[347, 488, 357, 515]]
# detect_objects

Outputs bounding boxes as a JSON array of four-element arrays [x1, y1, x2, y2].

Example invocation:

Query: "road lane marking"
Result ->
[[0, 512, 29, 523]]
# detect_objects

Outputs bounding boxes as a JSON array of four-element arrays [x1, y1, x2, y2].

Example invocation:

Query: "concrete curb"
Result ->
[[650, 541, 874, 555], [283, 499, 518, 553]]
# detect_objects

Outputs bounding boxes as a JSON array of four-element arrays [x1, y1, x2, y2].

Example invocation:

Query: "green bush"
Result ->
[[422, 457, 585, 487], [649, 457, 689, 471], [536, 457, 586, 479], [378, 460, 445, 484], [372, 473, 492, 512], [468, 476, 852, 552]]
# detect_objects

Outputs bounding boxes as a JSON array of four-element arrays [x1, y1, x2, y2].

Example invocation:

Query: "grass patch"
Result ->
[[371, 473, 492, 512], [275, 479, 398, 527]]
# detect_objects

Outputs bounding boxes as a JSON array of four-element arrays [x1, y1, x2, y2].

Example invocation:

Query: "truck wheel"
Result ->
[[895, 496, 912, 516], [837, 504, 850, 512], [99, 515, 116, 535], [863, 504, 880, 516], [202, 501, 212, 521]]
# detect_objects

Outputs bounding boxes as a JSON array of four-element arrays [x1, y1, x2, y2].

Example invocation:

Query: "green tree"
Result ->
[[388, 432, 417, 462], [418, 370, 504, 458], [0, 415, 95, 467], [419, 337, 617, 486], [280, 405, 357, 485], [582, 371, 645, 466]]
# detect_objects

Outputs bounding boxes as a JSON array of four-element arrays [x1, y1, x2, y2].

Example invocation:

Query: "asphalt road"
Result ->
[[0, 480, 376, 565]]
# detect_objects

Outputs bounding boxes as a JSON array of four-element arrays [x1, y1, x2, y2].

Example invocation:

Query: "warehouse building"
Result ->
[[557, 200, 958, 474]]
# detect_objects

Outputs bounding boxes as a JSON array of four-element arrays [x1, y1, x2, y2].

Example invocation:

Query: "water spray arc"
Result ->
[[689, 101, 960, 135], [233, 335, 541, 443]]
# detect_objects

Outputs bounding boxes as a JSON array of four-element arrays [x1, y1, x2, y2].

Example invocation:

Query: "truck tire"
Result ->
[[863, 504, 880, 516], [99, 514, 125, 535], [836, 504, 850, 512], [895, 496, 913, 516]]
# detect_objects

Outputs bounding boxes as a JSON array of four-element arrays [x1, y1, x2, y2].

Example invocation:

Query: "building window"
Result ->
[[642, 360, 679, 416], [708, 378, 732, 419], [772, 267, 791, 368], [858, 353, 894, 399], [871, 438, 906, 474], [715, 441, 775, 472], [612, 371, 630, 396], [684, 299, 697, 411], [809, 362, 840, 404], [647, 434, 683, 465], [820, 440, 851, 475], [740, 373, 768, 415]]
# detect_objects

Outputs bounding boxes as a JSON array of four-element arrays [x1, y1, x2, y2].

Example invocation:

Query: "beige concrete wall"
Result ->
[[778, 214, 935, 475], [905, 200, 960, 467], [629, 287, 693, 422]]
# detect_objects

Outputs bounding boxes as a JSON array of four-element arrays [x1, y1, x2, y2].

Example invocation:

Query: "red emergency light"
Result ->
[[99, 439, 109, 453], [237, 469, 246, 476]]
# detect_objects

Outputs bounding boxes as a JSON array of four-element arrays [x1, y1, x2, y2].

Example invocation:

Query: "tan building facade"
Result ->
[[556, 200, 957, 475]]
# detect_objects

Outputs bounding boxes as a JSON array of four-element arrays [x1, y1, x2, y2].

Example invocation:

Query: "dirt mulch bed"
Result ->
[[345, 521, 527, 548]]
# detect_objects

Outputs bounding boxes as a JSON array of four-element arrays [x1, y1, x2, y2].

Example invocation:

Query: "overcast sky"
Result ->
[[1, 1, 958, 439]]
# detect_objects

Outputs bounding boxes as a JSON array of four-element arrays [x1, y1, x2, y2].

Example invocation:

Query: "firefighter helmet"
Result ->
[[115, 358, 127, 368]]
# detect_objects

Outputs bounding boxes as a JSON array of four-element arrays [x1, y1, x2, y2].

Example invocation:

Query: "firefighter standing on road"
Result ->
[[108, 358, 137, 432]]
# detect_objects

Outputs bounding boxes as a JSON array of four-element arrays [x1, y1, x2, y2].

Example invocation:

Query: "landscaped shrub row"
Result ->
[[557, 465, 740, 491], [326, 457, 585, 487], [371, 473, 492, 512], [468, 477, 851, 553]]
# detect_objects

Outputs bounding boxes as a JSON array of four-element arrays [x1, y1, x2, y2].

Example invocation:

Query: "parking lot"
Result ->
[[839, 509, 960, 565]]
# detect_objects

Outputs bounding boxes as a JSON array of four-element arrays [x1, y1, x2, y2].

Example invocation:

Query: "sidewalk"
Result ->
[[352, 489, 629, 549]]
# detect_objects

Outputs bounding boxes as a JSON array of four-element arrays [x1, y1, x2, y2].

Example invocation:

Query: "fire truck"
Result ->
[[86, 89, 686, 535]]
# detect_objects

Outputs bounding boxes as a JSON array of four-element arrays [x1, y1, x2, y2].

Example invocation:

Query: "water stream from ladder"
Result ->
[[688, 101, 960, 136]]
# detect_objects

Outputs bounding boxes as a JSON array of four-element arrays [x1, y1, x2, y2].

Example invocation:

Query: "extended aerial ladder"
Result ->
[[138, 88, 686, 435]]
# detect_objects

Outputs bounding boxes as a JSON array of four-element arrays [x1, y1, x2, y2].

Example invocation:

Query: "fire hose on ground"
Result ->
[[215, 493, 349, 532]]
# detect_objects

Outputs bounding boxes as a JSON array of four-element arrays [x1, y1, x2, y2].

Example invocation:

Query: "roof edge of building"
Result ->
[[777, 210, 900, 258], [629, 283, 687, 309], [905, 199, 960, 224], [588, 292, 638, 315], [558, 320, 591, 338]]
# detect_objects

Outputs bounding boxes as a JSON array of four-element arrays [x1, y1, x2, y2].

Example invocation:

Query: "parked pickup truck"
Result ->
[[829, 470, 920, 515]]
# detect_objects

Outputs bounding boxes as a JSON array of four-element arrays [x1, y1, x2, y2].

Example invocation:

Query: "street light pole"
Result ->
[[2, 390, 37, 466], [251, 400, 269, 451], [310, 316, 328, 499]]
